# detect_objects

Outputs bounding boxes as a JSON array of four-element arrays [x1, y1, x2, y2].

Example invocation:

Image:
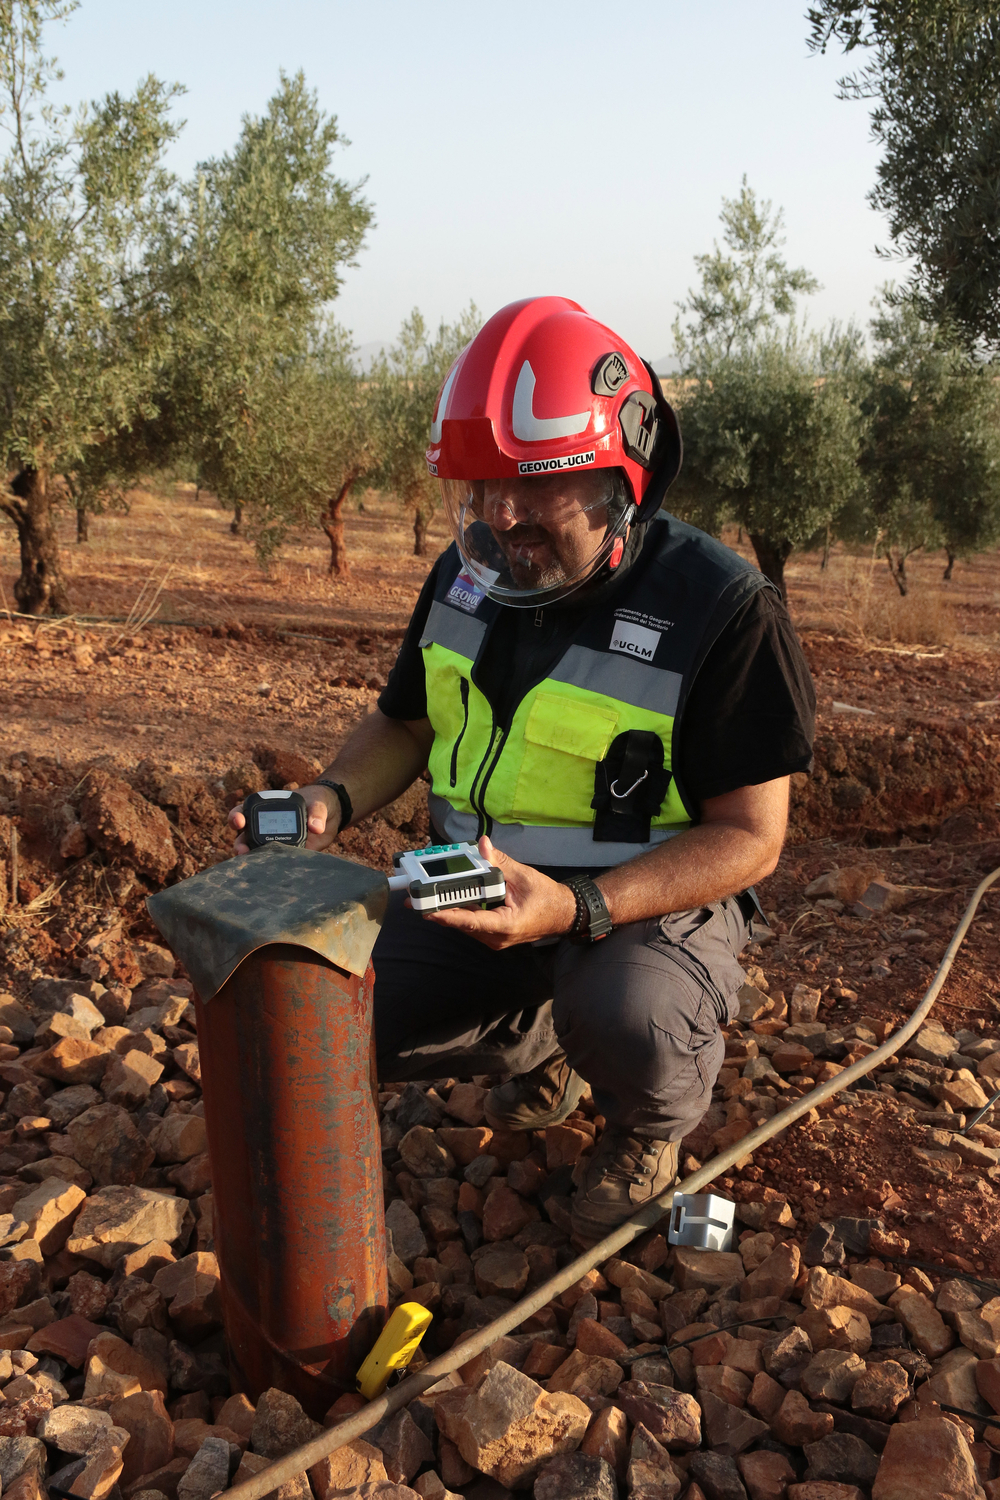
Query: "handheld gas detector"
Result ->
[[242, 789, 309, 849], [388, 841, 505, 913]]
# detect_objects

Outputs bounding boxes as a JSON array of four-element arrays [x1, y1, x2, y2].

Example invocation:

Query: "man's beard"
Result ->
[[501, 528, 567, 590]]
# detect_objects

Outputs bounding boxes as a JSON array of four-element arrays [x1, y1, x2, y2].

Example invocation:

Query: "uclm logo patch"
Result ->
[[610, 619, 660, 661]]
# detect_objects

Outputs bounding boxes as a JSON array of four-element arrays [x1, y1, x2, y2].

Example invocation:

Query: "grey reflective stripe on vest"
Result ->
[[428, 793, 679, 866], [548, 644, 682, 717], [418, 600, 486, 659]]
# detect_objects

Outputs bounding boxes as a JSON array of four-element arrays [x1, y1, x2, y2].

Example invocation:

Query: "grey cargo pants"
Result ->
[[373, 892, 759, 1142]]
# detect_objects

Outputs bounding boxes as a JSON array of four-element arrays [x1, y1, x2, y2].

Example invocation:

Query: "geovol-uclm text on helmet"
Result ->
[[426, 297, 682, 607]]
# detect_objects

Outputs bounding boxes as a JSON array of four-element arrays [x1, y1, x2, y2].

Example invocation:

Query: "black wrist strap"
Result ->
[[316, 779, 353, 831], [562, 875, 613, 944]]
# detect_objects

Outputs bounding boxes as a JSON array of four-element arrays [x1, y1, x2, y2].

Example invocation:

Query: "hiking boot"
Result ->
[[570, 1128, 678, 1245], [484, 1051, 587, 1131]]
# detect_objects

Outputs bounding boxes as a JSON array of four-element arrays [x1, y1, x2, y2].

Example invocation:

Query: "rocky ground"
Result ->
[[0, 611, 999, 1498], [0, 921, 996, 1500]]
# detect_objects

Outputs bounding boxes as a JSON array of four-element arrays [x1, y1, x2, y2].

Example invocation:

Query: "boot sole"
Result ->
[[483, 1069, 587, 1132]]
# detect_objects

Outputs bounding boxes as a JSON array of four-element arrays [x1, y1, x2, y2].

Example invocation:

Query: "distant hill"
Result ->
[[652, 353, 680, 377]]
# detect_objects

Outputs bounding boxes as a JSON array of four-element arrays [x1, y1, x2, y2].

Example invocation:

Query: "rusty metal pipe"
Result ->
[[197, 945, 386, 1413], [220, 860, 1000, 1500], [147, 846, 390, 1417]]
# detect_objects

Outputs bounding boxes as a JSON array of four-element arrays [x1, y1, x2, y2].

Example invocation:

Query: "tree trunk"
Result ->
[[748, 532, 792, 601], [230, 501, 242, 536], [321, 477, 357, 578], [885, 550, 908, 596], [943, 548, 956, 581], [0, 467, 69, 616], [76, 503, 89, 543], [821, 525, 831, 570], [413, 503, 430, 557]]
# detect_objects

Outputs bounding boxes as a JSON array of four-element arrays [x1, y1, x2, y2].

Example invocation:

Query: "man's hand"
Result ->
[[228, 784, 342, 856], [424, 836, 576, 950]]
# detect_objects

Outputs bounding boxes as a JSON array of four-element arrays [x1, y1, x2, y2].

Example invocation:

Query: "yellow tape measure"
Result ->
[[356, 1302, 433, 1400]]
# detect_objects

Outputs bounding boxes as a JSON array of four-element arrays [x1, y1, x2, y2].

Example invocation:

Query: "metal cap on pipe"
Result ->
[[146, 844, 389, 999]]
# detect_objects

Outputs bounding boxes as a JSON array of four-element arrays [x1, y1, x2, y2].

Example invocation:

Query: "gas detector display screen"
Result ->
[[419, 854, 477, 877], [257, 809, 300, 836]]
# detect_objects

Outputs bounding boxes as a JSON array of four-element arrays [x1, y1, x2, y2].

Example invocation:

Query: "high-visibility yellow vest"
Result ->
[[421, 513, 770, 868]]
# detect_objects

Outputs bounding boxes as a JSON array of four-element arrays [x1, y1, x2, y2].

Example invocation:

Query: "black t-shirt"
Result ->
[[378, 539, 815, 806]]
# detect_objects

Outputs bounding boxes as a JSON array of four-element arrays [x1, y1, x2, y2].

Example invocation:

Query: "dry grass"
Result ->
[[717, 528, 997, 652], [0, 484, 996, 649], [884, 590, 957, 646], [806, 548, 956, 645]]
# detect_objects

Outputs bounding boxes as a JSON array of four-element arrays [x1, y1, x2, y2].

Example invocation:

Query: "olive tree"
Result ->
[[671, 181, 861, 598], [370, 304, 481, 556], [307, 323, 379, 578], [0, 0, 180, 614], [673, 334, 865, 598], [808, 2, 1000, 352], [853, 296, 1000, 591], [673, 177, 818, 366], [156, 71, 373, 568]]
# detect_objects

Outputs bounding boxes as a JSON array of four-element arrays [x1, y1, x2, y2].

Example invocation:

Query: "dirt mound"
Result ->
[[0, 750, 434, 998], [78, 770, 179, 884], [789, 718, 1000, 843], [251, 745, 321, 790]]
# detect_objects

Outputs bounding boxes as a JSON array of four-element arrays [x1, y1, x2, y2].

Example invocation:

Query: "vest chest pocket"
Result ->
[[509, 693, 619, 824]]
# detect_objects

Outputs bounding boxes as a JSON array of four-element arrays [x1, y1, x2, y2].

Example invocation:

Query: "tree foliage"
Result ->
[[673, 176, 818, 367], [850, 294, 1000, 591], [807, 1, 1000, 351], [158, 69, 373, 563], [671, 183, 859, 597], [0, 0, 181, 613], [369, 304, 481, 556], [673, 334, 864, 598]]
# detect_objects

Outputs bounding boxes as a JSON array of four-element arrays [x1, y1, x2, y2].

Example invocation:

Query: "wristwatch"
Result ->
[[562, 875, 613, 944], [316, 779, 353, 831]]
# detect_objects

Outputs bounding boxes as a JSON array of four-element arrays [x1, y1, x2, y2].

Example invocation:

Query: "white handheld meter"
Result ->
[[388, 842, 506, 913]]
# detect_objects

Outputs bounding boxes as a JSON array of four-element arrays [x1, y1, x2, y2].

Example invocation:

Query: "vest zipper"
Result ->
[[449, 678, 470, 788], [469, 723, 506, 840], [471, 724, 515, 840]]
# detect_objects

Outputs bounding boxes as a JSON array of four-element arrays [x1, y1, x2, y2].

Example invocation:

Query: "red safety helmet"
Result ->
[[427, 297, 682, 606]]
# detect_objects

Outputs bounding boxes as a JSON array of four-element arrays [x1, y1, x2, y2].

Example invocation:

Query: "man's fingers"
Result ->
[[428, 905, 510, 934], [479, 833, 511, 867], [229, 807, 246, 831], [306, 797, 329, 833]]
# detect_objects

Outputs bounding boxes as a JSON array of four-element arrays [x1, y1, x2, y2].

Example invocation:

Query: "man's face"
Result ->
[[473, 471, 612, 592]]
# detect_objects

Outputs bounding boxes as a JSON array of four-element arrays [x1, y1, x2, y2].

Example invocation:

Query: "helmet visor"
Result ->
[[441, 470, 629, 606]]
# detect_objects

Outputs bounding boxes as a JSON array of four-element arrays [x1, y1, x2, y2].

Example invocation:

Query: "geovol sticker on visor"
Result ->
[[517, 450, 596, 475], [446, 567, 496, 614]]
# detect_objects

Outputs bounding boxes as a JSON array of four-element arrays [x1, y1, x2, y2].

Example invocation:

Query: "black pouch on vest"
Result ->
[[591, 729, 672, 843]]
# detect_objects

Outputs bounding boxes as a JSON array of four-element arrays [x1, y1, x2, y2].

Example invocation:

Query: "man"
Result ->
[[231, 296, 814, 1246]]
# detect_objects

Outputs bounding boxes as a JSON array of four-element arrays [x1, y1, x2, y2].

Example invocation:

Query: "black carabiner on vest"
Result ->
[[592, 729, 672, 843]]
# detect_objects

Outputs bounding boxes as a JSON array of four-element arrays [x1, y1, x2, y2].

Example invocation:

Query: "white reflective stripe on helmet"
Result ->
[[511, 361, 591, 443]]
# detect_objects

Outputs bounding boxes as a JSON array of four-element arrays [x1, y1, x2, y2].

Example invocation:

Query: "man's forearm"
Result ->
[[320, 709, 433, 825], [594, 777, 790, 926]]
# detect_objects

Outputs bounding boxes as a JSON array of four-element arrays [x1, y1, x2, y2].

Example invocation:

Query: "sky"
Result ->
[[48, 0, 896, 365]]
